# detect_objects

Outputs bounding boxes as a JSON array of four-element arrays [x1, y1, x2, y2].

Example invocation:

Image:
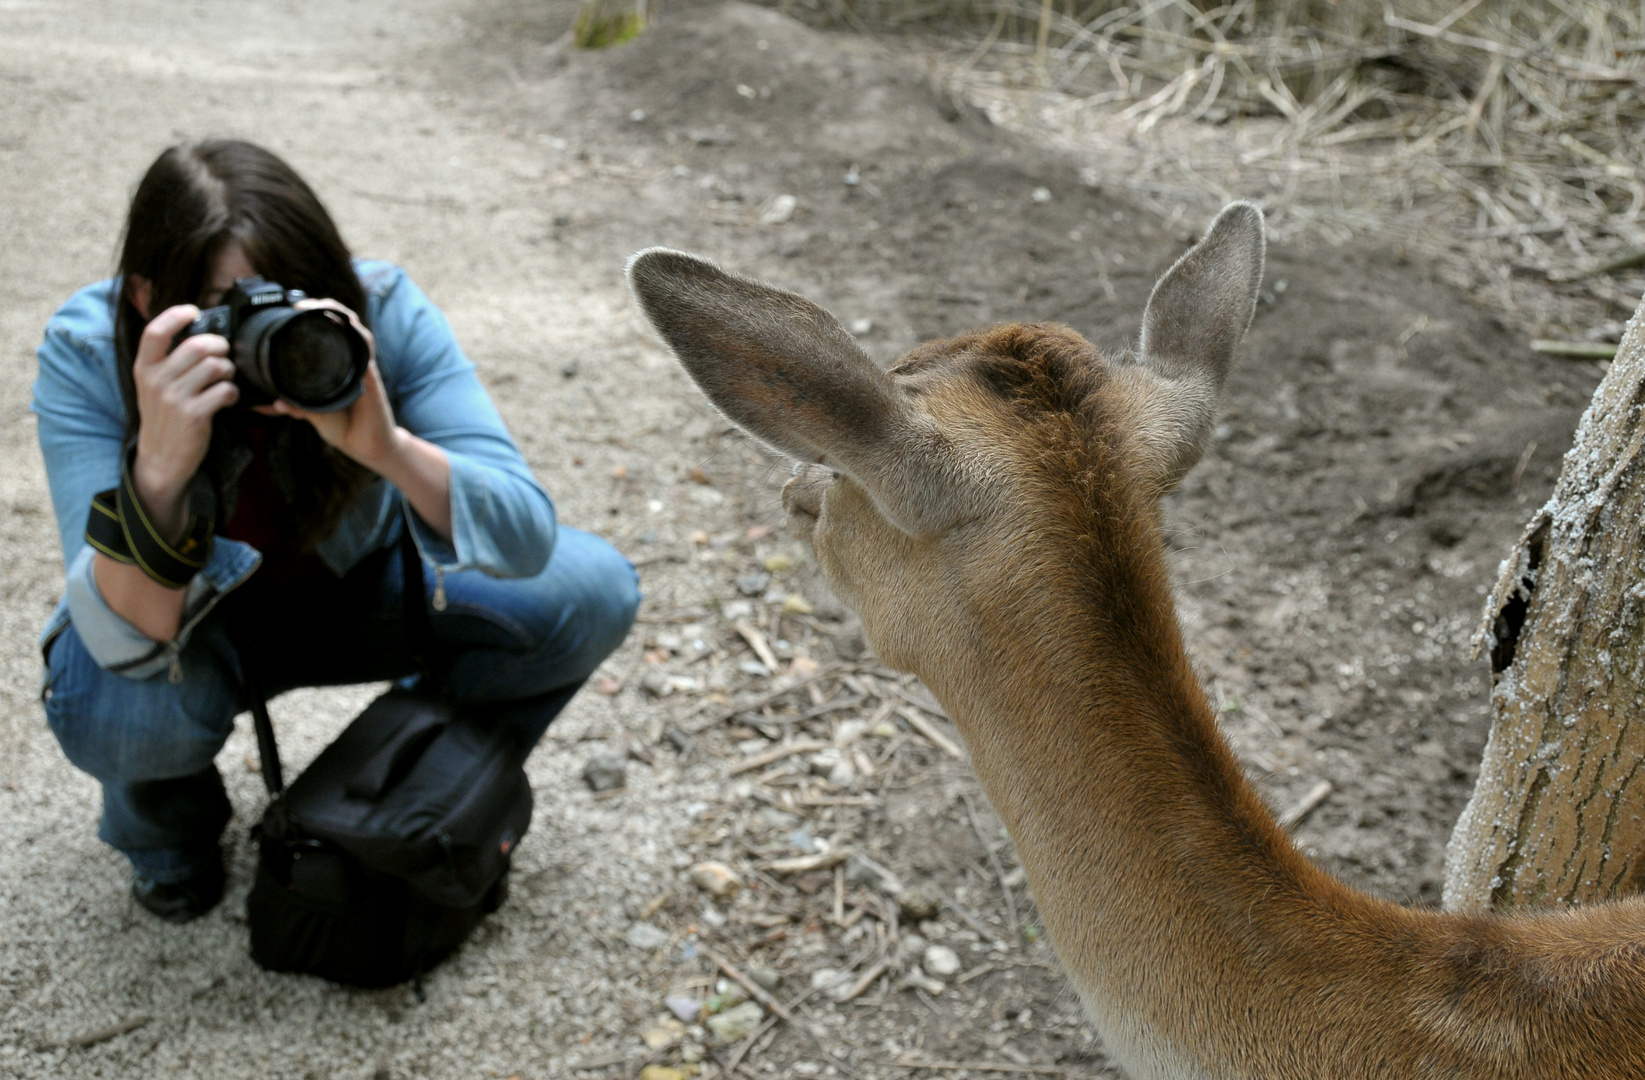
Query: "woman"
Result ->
[[33, 140, 639, 923]]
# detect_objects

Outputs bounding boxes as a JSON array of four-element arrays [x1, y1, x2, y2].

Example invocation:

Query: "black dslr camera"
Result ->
[[177, 276, 369, 412]]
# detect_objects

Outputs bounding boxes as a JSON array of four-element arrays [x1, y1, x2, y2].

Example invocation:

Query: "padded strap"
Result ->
[[84, 445, 213, 589]]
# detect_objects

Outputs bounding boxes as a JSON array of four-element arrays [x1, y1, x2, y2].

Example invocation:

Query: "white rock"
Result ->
[[689, 861, 743, 898], [923, 944, 962, 978]]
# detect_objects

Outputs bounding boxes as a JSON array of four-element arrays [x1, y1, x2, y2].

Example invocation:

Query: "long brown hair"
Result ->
[[114, 139, 374, 549]]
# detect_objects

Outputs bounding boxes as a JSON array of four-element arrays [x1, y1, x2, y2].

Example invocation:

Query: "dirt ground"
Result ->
[[0, 2, 1616, 1078]]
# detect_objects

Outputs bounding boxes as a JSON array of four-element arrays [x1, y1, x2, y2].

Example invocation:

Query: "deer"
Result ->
[[626, 202, 1645, 1080]]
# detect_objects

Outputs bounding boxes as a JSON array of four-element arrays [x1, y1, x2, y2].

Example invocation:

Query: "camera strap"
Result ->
[[84, 445, 214, 590]]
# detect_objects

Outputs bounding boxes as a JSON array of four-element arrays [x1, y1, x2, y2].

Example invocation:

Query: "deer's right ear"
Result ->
[[627, 248, 967, 537]]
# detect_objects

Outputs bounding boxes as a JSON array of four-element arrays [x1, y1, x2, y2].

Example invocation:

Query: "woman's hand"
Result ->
[[131, 304, 239, 541], [269, 300, 455, 541]]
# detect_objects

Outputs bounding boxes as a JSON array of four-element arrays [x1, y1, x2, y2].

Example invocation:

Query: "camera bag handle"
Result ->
[[245, 517, 440, 799]]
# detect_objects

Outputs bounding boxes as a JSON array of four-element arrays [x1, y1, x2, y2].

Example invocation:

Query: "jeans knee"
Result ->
[[569, 534, 640, 667], [44, 626, 238, 784]]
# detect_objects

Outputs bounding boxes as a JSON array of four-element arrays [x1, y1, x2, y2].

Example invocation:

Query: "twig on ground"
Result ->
[[832, 958, 893, 1003], [1530, 339, 1619, 359], [1278, 780, 1334, 830], [897, 706, 965, 759], [944, 894, 1006, 946], [894, 1060, 1068, 1076], [66, 1014, 150, 1048], [688, 665, 842, 733], [963, 793, 1020, 940], [727, 738, 830, 776]]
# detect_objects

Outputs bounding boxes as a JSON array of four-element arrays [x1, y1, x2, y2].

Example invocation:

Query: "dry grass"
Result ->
[[760, 0, 1645, 336]]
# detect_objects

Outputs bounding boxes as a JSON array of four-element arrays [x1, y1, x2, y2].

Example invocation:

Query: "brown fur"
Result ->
[[627, 204, 1645, 1079]]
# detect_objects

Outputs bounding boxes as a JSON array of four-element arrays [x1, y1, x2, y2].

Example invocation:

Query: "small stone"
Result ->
[[584, 752, 628, 791], [747, 966, 782, 992], [923, 944, 962, 978], [640, 669, 673, 698], [759, 194, 798, 225], [848, 317, 873, 336], [810, 968, 844, 991], [664, 994, 701, 1023], [899, 933, 928, 960], [643, 1026, 680, 1050], [680, 1042, 704, 1064], [737, 572, 771, 597], [666, 727, 694, 754], [611, 464, 629, 479], [705, 1000, 764, 1042], [834, 719, 868, 747], [808, 749, 843, 777], [639, 1068, 687, 1080], [626, 921, 671, 950], [595, 676, 622, 696], [560, 361, 579, 378], [690, 861, 743, 898], [688, 466, 711, 484], [1031, 186, 1052, 203], [827, 757, 856, 787], [897, 886, 941, 923], [872, 719, 899, 738], [781, 594, 813, 615], [762, 554, 791, 573]]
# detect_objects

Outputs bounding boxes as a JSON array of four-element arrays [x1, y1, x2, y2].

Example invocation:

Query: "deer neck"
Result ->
[[918, 506, 1372, 1078]]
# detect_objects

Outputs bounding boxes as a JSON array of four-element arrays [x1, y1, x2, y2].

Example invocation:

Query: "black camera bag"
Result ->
[[243, 531, 532, 989]]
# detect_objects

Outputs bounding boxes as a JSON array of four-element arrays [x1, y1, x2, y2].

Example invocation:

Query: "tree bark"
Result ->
[[1444, 299, 1645, 912]]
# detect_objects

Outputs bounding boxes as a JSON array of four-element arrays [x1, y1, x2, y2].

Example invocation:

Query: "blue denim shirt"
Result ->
[[33, 260, 556, 680]]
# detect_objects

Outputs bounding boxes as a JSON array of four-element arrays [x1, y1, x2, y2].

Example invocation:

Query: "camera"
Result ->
[[177, 276, 369, 412]]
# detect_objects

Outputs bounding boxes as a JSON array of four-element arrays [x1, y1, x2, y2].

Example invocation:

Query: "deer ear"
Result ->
[[1131, 202, 1265, 491], [627, 248, 967, 537], [1138, 201, 1265, 390]]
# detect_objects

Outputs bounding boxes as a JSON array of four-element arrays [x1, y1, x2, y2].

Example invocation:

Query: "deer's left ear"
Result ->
[[1131, 201, 1266, 490]]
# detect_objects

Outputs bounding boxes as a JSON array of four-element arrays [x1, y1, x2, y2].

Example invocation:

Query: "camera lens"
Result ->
[[233, 306, 367, 412], [269, 312, 358, 406]]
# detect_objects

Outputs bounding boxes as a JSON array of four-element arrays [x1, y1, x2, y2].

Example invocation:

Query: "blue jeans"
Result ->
[[44, 527, 639, 884]]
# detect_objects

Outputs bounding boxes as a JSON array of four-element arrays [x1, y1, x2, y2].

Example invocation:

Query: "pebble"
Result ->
[[781, 593, 813, 614], [640, 669, 673, 698], [897, 886, 941, 923], [762, 554, 791, 572], [704, 1000, 764, 1042], [625, 921, 671, 950], [583, 752, 628, 791], [737, 572, 772, 597], [747, 966, 783, 992], [689, 861, 743, 898], [810, 968, 844, 990], [640, 1068, 687, 1080], [923, 944, 962, 978], [664, 994, 701, 1023]]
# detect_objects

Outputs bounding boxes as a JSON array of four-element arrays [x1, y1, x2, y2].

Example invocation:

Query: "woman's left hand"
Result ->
[[266, 300, 399, 471], [269, 298, 455, 540]]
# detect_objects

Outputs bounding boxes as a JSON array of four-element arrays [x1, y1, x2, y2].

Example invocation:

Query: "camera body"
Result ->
[[178, 276, 369, 413]]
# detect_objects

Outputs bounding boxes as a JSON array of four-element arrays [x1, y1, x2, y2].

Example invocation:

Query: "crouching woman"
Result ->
[[33, 139, 638, 922]]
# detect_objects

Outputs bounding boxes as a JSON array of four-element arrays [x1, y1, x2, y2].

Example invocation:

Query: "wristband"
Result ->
[[83, 447, 213, 590]]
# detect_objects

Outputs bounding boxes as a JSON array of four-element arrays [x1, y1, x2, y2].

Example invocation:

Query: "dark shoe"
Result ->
[[133, 860, 225, 923]]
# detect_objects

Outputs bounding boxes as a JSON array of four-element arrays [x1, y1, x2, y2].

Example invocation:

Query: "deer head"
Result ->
[[629, 205, 1261, 679]]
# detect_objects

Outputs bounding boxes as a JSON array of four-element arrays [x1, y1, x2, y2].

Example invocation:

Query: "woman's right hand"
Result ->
[[130, 304, 239, 541]]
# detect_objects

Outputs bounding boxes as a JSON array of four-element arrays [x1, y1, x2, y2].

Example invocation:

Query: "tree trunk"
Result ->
[[1444, 299, 1645, 912]]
